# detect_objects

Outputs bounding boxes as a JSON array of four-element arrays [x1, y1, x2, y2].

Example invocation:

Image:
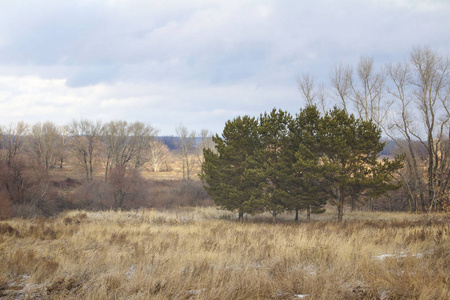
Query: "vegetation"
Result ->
[[0, 46, 449, 300], [202, 106, 403, 222], [0, 208, 449, 299], [202, 116, 261, 221], [299, 46, 450, 213], [0, 120, 214, 218]]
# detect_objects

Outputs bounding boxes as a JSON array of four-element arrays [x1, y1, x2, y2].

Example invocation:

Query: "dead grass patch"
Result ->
[[0, 208, 449, 299]]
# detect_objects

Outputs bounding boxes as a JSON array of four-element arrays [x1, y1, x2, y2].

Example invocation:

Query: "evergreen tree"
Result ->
[[284, 105, 328, 221], [319, 107, 403, 221], [201, 116, 262, 221], [257, 109, 292, 223]]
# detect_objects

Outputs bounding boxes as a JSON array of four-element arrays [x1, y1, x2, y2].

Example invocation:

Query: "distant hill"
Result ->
[[157, 136, 204, 150], [158, 136, 399, 156]]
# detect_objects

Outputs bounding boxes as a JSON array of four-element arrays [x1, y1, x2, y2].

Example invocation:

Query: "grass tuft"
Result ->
[[0, 208, 449, 299]]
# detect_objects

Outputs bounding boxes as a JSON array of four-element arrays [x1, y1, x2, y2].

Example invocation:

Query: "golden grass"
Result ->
[[50, 151, 201, 182], [0, 208, 449, 299]]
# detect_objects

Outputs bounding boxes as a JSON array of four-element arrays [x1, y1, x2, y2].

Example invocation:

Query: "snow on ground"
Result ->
[[373, 252, 423, 260]]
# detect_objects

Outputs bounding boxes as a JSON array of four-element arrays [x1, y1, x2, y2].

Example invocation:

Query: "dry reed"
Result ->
[[0, 208, 449, 299]]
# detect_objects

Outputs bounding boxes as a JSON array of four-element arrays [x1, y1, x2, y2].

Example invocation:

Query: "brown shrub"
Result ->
[[0, 223, 21, 237]]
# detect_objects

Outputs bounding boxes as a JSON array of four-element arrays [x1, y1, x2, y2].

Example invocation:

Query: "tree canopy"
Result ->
[[202, 105, 404, 222]]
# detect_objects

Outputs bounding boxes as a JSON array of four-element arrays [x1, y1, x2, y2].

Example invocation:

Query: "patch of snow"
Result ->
[[374, 254, 397, 260], [374, 252, 423, 260], [378, 288, 391, 300], [294, 294, 310, 298], [187, 288, 207, 295], [126, 265, 137, 279]]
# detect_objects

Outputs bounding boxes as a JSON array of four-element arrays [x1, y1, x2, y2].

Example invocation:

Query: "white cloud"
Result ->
[[0, 0, 449, 134]]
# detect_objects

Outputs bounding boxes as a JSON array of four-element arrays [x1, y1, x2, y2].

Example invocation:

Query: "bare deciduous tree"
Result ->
[[0, 122, 29, 166], [102, 121, 157, 181], [131, 122, 158, 169], [386, 47, 450, 212], [301, 47, 449, 212], [330, 63, 353, 113], [351, 57, 390, 125], [298, 73, 328, 113], [329, 58, 390, 126], [67, 119, 103, 181], [195, 129, 215, 180], [29, 121, 60, 170], [109, 166, 146, 209], [102, 120, 128, 182], [147, 140, 170, 173], [57, 125, 69, 169], [176, 125, 196, 180]]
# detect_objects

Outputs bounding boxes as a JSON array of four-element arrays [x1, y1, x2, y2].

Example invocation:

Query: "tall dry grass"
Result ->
[[0, 208, 449, 299]]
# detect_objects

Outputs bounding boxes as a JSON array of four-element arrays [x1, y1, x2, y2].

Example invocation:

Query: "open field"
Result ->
[[0, 208, 449, 299], [48, 150, 201, 182]]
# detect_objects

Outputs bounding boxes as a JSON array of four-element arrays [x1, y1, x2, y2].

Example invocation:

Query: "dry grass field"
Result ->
[[49, 150, 201, 182], [0, 208, 449, 299]]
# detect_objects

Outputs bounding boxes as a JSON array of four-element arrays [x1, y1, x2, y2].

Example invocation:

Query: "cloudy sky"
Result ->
[[0, 0, 449, 135]]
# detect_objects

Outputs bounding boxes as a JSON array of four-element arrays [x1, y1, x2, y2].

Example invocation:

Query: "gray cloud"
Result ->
[[0, 0, 449, 135]]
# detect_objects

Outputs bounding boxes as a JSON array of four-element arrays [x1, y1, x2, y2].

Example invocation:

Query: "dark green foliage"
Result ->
[[202, 105, 403, 222], [285, 106, 329, 221], [318, 107, 404, 221], [257, 109, 293, 222], [201, 116, 263, 221]]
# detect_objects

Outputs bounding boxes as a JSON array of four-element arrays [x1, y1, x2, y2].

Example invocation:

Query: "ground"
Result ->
[[0, 208, 449, 299]]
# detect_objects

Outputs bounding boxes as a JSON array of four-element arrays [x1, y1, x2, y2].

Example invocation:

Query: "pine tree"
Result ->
[[319, 107, 403, 221], [284, 105, 328, 221], [201, 116, 262, 221], [257, 109, 292, 223]]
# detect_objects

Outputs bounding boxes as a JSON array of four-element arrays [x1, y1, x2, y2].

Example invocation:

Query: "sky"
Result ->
[[0, 0, 449, 136]]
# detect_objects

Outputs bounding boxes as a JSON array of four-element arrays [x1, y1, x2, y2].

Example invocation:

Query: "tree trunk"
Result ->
[[337, 204, 343, 222], [238, 211, 244, 222], [306, 205, 311, 222], [295, 208, 299, 222], [337, 187, 345, 222], [272, 214, 277, 224], [105, 156, 111, 182]]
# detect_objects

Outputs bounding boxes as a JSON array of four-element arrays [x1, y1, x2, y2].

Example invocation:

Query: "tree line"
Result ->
[[202, 106, 404, 222], [0, 120, 213, 217], [1, 46, 448, 220], [201, 46, 449, 221], [297, 46, 450, 213]]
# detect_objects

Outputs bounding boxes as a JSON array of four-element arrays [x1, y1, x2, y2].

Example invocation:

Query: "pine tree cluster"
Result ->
[[201, 105, 404, 222]]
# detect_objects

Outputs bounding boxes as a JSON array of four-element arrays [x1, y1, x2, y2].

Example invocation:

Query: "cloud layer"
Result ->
[[0, 0, 449, 134]]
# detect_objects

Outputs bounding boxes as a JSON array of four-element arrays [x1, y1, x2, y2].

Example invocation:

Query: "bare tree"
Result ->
[[351, 57, 390, 125], [299, 47, 450, 212], [57, 125, 69, 168], [176, 125, 196, 180], [195, 129, 215, 180], [330, 58, 390, 126], [386, 47, 450, 212], [102, 120, 127, 182], [298, 73, 328, 113], [29, 121, 60, 170], [0, 122, 29, 166], [109, 166, 147, 209], [67, 119, 103, 181], [330, 63, 353, 113], [0, 154, 54, 217], [102, 121, 157, 181], [130, 122, 158, 169], [147, 140, 170, 173]]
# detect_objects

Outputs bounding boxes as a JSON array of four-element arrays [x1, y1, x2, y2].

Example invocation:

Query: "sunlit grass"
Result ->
[[0, 208, 449, 299]]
